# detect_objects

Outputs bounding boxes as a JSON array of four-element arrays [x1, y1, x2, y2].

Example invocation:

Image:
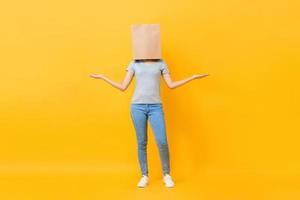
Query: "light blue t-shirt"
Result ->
[[126, 59, 170, 104]]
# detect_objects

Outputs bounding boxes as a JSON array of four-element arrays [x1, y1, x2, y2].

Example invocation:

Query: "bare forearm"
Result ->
[[101, 76, 125, 91], [170, 76, 194, 89]]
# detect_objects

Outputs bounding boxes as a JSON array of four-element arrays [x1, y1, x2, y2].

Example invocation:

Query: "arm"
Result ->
[[89, 71, 134, 91], [162, 73, 209, 89]]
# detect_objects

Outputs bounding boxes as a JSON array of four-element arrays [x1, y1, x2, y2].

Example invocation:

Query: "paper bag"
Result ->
[[131, 24, 161, 60]]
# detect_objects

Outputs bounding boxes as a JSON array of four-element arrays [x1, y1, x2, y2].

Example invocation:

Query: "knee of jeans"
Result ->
[[137, 141, 147, 149], [157, 140, 168, 149]]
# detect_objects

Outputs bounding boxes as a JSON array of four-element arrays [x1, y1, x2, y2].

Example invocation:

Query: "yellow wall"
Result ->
[[0, 0, 299, 181]]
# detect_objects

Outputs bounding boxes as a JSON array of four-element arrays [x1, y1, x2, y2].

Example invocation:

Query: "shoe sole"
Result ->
[[165, 185, 174, 188], [137, 183, 148, 188]]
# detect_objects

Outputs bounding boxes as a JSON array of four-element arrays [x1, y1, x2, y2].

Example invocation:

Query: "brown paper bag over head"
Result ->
[[131, 24, 161, 60]]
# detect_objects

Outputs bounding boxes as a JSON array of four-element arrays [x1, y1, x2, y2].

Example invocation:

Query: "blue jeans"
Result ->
[[130, 103, 170, 176]]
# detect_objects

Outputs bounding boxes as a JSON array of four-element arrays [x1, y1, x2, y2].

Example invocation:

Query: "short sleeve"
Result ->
[[126, 61, 135, 74], [160, 60, 170, 75]]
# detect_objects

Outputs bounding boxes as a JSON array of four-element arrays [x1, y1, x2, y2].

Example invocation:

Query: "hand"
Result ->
[[89, 73, 105, 79], [192, 74, 209, 79]]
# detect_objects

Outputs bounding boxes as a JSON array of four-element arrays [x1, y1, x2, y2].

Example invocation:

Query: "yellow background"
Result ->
[[0, 0, 299, 199]]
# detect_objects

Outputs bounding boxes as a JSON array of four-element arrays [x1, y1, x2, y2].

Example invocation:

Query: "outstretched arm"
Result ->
[[89, 71, 134, 91], [162, 73, 209, 89]]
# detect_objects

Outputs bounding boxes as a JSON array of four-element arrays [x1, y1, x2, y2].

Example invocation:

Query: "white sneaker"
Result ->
[[137, 175, 149, 187], [163, 174, 175, 187]]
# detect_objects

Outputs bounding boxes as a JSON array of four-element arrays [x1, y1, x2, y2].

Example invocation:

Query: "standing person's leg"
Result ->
[[130, 104, 149, 176], [148, 104, 170, 175]]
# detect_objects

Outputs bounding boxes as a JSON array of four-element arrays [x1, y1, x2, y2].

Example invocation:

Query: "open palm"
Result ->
[[193, 74, 209, 79], [89, 74, 104, 79]]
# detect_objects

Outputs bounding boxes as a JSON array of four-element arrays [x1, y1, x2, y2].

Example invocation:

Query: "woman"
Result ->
[[89, 59, 209, 188]]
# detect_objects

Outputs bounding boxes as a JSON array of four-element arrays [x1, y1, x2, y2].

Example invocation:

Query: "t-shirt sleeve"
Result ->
[[160, 60, 170, 75], [126, 61, 135, 74]]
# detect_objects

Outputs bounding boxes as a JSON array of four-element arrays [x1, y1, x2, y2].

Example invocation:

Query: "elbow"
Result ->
[[120, 85, 127, 91], [168, 84, 175, 89], [120, 87, 126, 91], [119, 82, 130, 91]]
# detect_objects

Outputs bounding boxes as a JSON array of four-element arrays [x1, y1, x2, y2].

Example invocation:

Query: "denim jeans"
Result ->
[[130, 103, 170, 176]]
